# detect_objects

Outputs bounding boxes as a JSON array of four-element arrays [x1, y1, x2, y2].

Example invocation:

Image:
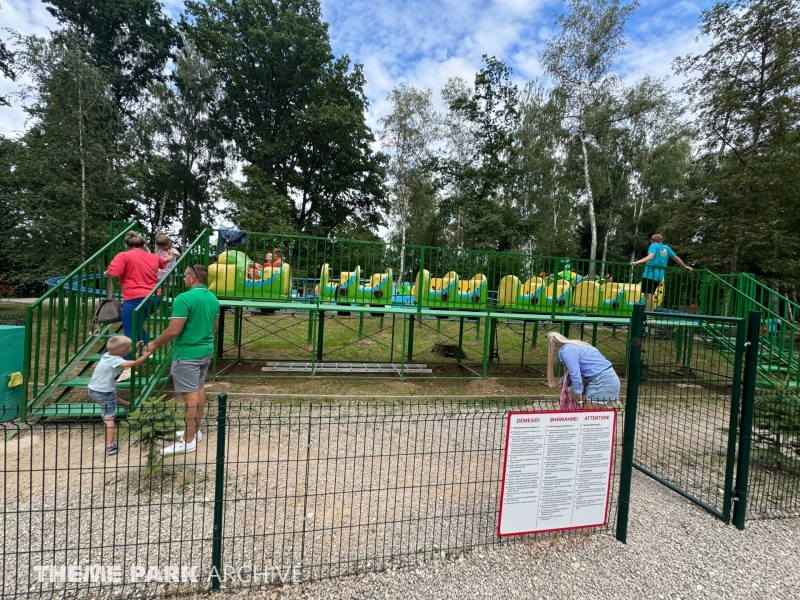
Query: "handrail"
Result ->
[[129, 229, 211, 406], [22, 222, 137, 420], [704, 271, 799, 386], [28, 223, 136, 310]]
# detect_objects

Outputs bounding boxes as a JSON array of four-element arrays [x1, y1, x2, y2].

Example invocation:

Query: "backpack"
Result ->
[[93, 276, 122, 332]]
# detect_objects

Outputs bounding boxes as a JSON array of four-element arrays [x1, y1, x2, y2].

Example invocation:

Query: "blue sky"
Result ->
[[0, 0, 715, 136]]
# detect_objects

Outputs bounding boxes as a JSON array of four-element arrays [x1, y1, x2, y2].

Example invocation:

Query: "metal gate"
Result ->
[[625, 306, 759, 526]]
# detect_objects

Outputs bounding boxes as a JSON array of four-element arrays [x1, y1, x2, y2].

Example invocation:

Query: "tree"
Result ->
[[541, 0, 640, 273], [437, 56, 520, 251], [133, 42, 228, 248], [184, 0, 388, 237], [673, 0, 800, 281], [515, 81, 579, 257], [0, 32, 130, 286], [0, 2, 15, 106], [43, 0, 178, 110], [379, 83, 440, 279]]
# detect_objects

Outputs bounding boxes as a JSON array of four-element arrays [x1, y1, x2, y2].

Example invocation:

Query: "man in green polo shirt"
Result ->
[[148, 264, 220, 455]]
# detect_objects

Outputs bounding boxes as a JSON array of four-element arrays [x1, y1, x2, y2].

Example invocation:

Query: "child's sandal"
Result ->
[[106, 444, 118, 457]]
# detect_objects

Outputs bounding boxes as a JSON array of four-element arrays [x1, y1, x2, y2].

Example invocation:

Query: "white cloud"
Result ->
[[0, 0, 59, 137], [0, 0, 715, 141]]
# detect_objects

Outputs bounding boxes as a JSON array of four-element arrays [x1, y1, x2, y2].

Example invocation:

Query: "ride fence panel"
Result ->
[[0, 396, 630, 598], [631, 312, 747, 521], [744, 389, 800, 519], [209, 230, 423, 306], [705, 273, 800, 387], [21, 223, 137, 421]]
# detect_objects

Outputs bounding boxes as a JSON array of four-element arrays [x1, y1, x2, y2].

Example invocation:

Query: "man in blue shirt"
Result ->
[[631, 234, 692, 310]]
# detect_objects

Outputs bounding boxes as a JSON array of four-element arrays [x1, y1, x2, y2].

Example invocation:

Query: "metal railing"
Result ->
[[704, 272, 800, 386], [21, 223, 137, 420], [0, 395, 631, 598], [129, 230, 211, 406], [744, 389, 800, 519], [210, 228, 708, 318]]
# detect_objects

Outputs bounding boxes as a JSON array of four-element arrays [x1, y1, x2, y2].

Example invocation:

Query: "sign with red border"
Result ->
[[497, 409, 617, 537]]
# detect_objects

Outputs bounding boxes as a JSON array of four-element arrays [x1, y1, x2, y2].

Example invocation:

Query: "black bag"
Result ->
[[93, 276, 122, 331]]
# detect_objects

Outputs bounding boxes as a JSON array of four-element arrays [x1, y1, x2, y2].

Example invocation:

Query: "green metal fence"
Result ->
[[630, 307, 748, 521], [21, 223, 137, 421], [741, 389, 800, 520], [129, 230, 211, 407], [0, 395, 631, 597]]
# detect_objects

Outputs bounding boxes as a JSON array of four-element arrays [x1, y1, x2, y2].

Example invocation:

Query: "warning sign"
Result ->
[[497, 410, 616, 536]]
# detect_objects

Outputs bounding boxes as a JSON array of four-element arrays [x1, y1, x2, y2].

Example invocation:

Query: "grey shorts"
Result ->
[[584, 368, 621, 403], [171, 355, 212, 393]]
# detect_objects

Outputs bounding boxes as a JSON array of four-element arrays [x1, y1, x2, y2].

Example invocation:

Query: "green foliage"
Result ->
[[43, 0, 178, 109], [437, 56, 520, 251], [0, 32, 131, 288], [184, 0, 388, 237], [0, 2, 15, 106], [379, 83, 441, 249], [541, 0, 641, 266], [672, 0, 800, 285], [131, 41, 227, 249], [119, 394, 185, 479]]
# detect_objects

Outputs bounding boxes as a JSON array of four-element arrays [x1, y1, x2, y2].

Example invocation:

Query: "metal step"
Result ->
[[58, 376, 165, 388], [262, 362, 432, 374]]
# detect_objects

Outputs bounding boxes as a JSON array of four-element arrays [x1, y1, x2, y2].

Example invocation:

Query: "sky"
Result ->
[[0, 0, 716, 139]]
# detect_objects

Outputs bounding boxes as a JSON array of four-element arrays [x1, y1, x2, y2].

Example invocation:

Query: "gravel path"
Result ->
[[213, 472, 800, 600]]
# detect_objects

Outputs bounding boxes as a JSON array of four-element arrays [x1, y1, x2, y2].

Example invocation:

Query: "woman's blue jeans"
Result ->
[[121, 296, 162, 358]]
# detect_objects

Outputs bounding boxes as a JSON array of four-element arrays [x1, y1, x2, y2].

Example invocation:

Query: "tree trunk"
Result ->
[[181, 186, 189, 251], [156, 190, 168, 237], [579, 131, 597, 279], [78, 84, 86, 262], [600, 203, 612, 279]]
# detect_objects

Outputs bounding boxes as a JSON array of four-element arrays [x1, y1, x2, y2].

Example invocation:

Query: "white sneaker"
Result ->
[[116, 368, 132, 382], [175, 430, 202, 442], [161, 438, 197, 456]]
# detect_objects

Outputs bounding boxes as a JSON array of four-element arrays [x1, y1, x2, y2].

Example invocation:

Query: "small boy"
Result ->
[[88, 336, 153, 456]]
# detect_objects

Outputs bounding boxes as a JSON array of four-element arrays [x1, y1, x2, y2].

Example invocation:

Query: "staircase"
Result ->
[[700, 273, 800, 388], [21, 225, 210, 422]]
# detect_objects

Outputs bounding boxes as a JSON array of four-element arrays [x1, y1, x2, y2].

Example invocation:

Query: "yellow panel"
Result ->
[[498, 275, 519, 306], [603, 283, 621, 300], [573, 280, 600, 309], [521, 277, 544, 296]]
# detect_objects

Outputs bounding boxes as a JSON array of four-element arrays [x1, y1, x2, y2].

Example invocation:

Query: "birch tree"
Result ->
[[379, 84, 440, 279], [541, 0, 639, 275]]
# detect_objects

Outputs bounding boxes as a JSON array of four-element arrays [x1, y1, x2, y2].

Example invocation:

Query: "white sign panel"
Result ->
[[497, 410, 616, 537]]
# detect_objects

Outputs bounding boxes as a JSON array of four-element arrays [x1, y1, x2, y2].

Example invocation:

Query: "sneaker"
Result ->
[[175, 430, 202, 442], [161, 438, 197, 456], [106, 444, 118, 457], [116, 368, 131, 382]]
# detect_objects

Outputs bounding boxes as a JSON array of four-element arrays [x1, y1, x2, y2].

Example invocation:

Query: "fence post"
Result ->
[[733, 311, 761, 530], [210, 392, 228, 591], [616, 303, 644, 543]]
